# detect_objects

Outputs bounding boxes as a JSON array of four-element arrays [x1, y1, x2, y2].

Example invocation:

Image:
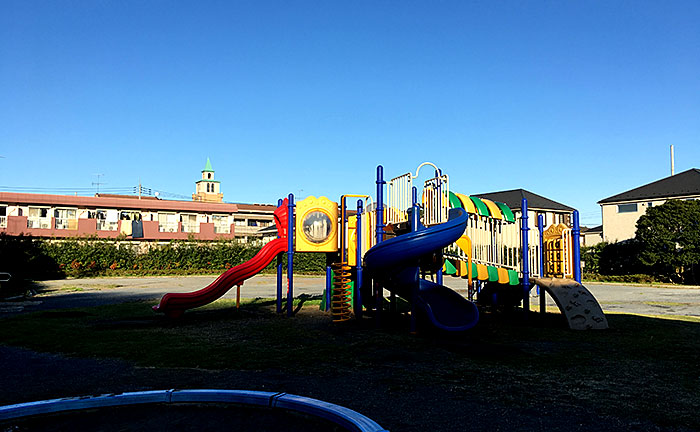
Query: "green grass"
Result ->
[[1, 301, 699, 429]]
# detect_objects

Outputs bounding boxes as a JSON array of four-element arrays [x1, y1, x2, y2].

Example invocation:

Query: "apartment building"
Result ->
[[0, 159, 275, 241]]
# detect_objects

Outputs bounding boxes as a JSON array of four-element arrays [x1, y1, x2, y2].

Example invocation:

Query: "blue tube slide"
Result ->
[[364, 208, 479, 331]]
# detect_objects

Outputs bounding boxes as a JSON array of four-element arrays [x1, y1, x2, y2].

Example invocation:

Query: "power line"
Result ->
[[0, 184, 193, 201]]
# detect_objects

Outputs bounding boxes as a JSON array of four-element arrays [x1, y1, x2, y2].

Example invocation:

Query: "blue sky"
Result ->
[[1, 1, 698, 226]]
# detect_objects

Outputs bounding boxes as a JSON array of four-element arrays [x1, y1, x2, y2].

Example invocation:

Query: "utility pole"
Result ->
[[670, 145, 675, 176]]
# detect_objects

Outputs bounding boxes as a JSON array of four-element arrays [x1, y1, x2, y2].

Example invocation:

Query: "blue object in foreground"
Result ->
[[0, 389, 389, 432], [364, 208, 479, 331]]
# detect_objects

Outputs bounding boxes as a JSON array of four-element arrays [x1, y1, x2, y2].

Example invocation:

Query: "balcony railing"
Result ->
[[181, 223, 199, 233], [27, 217, 52, 229], [159, 222, 179, 233], [0, 215, 6, 228], [214, 223, 230, 234], [97, 220, 119, 231], [55, 218, 78, 230]]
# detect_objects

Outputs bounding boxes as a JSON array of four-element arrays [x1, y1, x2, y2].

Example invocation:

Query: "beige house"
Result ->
[[598, 168, 700, 243], [581, 225, 603, 246]]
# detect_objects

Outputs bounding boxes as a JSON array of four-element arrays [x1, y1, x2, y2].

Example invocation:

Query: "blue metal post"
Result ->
[[409, 187, 420, 332], [287, 194, 295, 317], [325, 262, 332, 312], [435, 169, 443, 286], [409, 266, 419, 334], [538, 214, 545, 314], [573, 210, 582, 283], [340, 198, 347, 263], [375, 165, 385, 245], [375, 165, 385, 323], [521, 198, 530, 315], [410, 187, 419, 232], [355, 199, 364, 319], [276, 198, 283, 314]]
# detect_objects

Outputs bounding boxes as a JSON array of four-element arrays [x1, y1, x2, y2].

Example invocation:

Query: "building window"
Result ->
[[54, 208, 77, 230], [208, 173, 212, 179], [27, 207, 51, 229], [158, 212, 178, 232], [180, 213, 199, 233], [617, 203, 638, 213], [0, 205, 6, 228], [212, 214, 230, 234], [120, 211, 142, 221], [95, 209, 119, 231]]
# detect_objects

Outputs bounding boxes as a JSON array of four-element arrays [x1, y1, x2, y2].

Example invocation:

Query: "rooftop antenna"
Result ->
[[92, 173, 105, 195], [670, 145, 675, 176]]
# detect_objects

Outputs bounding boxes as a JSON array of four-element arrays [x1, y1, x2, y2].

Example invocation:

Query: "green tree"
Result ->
[[635, 199, 700, 284]]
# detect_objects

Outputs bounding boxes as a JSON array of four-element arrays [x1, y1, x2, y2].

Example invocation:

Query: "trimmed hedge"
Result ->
[[0, 234, 327, 281]]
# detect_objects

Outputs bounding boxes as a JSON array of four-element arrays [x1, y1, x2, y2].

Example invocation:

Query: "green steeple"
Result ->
[[202, 157, 214, 172]]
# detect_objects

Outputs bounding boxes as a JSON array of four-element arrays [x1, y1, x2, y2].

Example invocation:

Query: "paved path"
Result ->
[[0, 275, 325, 316], [441, 277, 700, 318], [1, 275, 699, 318]]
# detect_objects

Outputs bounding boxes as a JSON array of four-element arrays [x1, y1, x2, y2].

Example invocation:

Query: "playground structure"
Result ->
[[154, 162, 607, 331]]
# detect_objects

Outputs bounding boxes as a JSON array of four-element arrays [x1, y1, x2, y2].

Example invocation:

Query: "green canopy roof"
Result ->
[[469, 196, 490, 217], [495, 202, 515, 222], [449, 192, 463, 209], [202, 157, 214, 172]]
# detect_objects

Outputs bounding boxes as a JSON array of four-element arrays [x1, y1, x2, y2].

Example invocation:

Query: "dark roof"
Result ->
[[257, 224, 278, 235], [0, 192, 239, 213], [473, 189, 574, 212], [582, 225, 602, 233], [598, 169, 700, 204]]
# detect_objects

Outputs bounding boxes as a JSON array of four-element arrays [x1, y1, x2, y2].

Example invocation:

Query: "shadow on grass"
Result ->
[[0, 300, 699, 430]]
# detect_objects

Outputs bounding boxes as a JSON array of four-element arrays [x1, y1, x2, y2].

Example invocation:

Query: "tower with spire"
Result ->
[[192, 157, 224, 202]]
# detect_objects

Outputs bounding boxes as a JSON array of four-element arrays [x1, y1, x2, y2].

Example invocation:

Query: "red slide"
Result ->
[[153, 199, 289, 318]]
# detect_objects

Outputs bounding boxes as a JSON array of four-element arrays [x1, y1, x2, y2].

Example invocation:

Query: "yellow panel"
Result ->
[[497, 267, 509, 284], [458, 260, 468, 278], [455, 235, 472, 284], [476, 263, 489, 281], [455, 235, 471, 255], [295, 196, 339, 252], [454, 192, 477, 215], [480, 198, 503, 220], [347, 215, 357, 266]]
